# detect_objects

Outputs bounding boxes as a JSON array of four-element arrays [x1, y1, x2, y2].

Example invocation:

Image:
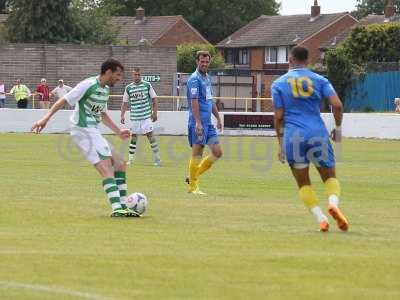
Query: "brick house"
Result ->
[[216, 1, 358, 111], [0, 7, 209, 46], [112, 7, 209, 46], [321, 0, 400, 51]]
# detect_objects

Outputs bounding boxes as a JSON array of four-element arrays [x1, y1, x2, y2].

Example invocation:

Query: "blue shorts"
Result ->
[[188, 124, 219, 147], [284, 130, 335, 168]]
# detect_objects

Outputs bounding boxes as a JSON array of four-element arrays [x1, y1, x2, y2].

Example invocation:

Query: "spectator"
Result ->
[[0, 79, 6, 108], [50, 79, 73, 109], [36, 78, 50, 109], [395, 98, 400, 113], [8, 79, 31, 109]]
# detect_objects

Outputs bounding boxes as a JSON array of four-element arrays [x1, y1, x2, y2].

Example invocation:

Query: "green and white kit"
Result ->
[[64, 76, 112, 165], [123, 80, 157, 134]]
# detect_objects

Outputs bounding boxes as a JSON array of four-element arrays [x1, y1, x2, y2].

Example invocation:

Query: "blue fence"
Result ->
[[345, 71, 400, 112]]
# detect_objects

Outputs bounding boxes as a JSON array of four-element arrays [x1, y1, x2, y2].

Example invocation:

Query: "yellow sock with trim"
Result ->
[[189, 157, 202, 189], [299, 185, 319, 208], [299, 185, 326, 223], [325, 177, 341, 207], [197, 155, 218, 177]]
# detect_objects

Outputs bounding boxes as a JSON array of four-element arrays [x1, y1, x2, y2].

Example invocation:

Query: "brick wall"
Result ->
[[261, 74, 280, 112], [154, 19, 207, 46], [0, 44, 176, 109]]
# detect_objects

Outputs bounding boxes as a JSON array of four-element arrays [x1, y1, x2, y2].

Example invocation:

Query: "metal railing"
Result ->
[[109, 95, 272, 112]]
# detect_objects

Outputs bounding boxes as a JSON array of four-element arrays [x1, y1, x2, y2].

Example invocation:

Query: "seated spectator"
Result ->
[[0, 79, 6, 108], [395, 98, 400, 113]]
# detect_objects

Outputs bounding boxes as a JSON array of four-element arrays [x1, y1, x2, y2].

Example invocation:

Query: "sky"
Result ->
[[280, 0, 358, 15]]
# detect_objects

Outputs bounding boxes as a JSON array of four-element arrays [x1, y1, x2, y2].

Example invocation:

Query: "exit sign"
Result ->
[[142, 75, 161, 82]]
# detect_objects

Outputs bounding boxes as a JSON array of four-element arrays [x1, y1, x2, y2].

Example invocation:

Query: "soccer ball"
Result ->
[[126, 192, 148, 215]]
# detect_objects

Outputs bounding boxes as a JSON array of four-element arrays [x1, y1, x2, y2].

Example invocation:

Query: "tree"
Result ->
[[104, 0, 280, 44], [177, 43, 224, 73], [325, 23, 400, 101], [6, 0, 73, 43], [0, 0, 6, 12], [353, 0, 400, 19], [5, 0, 118, 44]]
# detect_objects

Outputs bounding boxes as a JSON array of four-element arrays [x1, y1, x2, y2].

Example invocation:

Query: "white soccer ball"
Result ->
[[126, 192, 148, 215]]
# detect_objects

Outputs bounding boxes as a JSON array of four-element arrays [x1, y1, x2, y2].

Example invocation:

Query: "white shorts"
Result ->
[[70, 127, 112, 165], [131, 118, 154, 135]]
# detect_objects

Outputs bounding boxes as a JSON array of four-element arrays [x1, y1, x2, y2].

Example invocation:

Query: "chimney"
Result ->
[[385, 0, 395, 19], [311, 0, 321, 19], [135, 7, 145, 22]]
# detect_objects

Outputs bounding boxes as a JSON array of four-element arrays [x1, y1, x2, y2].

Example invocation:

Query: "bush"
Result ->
[[177, 43, 224, 73]]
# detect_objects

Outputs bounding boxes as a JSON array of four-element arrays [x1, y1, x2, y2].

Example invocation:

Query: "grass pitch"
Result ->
[[0, 134, 399, 300]]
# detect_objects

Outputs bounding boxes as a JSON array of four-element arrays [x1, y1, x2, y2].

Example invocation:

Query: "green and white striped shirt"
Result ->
[[123, 80, 157, 121], [65, 76, 109, 128]]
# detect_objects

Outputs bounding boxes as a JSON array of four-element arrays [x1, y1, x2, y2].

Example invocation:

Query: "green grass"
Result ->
[[0, 134, 399, 300]]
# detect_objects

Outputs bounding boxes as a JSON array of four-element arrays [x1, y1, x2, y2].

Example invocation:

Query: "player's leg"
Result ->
[[112, 150, 128, 210], [187, 124, 207, 194], [95, 159, 124, 213], [70, 128, 126, 217], [286, 131, 329, 231], [197, 125, 222, 177], [310, 136, 349, 231], [317, 167, 349, 231], [188, 144, 204, 193], [291, 166, 329, 231], [145, 130, 161, 166], [128, 133, 137, 165], [112, 150, 140, 217]]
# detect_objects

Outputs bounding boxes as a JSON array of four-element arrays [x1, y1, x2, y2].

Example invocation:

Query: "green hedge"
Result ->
[[177, 43, 224, 73]]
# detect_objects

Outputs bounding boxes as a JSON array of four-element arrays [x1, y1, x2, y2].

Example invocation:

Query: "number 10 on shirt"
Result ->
[[287, 76, 314, 98]]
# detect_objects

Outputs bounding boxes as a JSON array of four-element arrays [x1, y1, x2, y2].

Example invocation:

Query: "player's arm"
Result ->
[[188, 79, 203, 135], [120, 88, 129, 124], [151, 97, 158, 122], [271, 82, 285, 163], [328, 94, 343, 142], [274, 107, 285, 163], [149, 85, 158, 122], [212, 102, 223, 131], [31, 98, 67, 133], [101, 112, 130, 140]]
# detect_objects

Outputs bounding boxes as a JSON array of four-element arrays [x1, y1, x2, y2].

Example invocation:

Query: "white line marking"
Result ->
[[0, 281, 122, 300]]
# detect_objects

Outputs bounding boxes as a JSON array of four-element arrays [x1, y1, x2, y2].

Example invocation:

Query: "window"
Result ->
[[224, 48, 249, 65], [265, 46, 289, 63], [225, 49, 235, 65], [238, 49, 249, 65]]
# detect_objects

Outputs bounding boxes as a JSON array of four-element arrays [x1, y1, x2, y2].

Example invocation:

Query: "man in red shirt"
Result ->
[[36, 78, 50, 109]]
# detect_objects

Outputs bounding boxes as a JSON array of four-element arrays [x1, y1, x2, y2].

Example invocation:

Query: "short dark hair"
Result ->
[[101, 59, 124, 74], [132, 67, 141, 72], [291, 46, 309, 62], [196, 50, 211, 60]]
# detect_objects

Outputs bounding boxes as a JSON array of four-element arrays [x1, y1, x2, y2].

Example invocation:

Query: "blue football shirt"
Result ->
[[272, 68, 336, 133], [186, 70, 213, 126]]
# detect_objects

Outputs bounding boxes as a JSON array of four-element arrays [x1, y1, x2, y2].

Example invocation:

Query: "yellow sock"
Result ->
[[197, 155, 218, 177], [189, 157, 202, 189], [299, 185, 319, 209], [325, 178, 341, 197]]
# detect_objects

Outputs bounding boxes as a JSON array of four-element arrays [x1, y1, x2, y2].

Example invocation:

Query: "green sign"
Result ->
[[142, 75, 161, 82]]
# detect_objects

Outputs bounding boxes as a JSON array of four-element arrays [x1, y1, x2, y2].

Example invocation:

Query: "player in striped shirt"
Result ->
[[120, 67, 161, 166], [31, 59, 139, 218]]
